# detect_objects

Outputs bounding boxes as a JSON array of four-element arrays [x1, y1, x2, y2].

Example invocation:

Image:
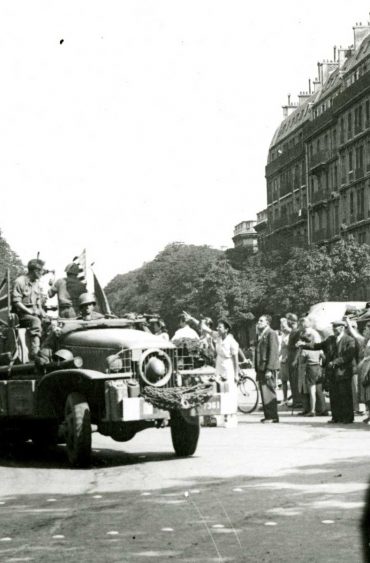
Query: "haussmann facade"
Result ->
[[257, 22, 370, 252]]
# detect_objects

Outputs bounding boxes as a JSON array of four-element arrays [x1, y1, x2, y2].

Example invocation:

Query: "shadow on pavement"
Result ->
[[0, 441, 178, 470], [0, 456, 369, 562]]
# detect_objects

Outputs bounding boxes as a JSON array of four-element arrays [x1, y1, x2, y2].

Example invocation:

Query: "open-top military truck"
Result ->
[[0, 313, 237, 466]]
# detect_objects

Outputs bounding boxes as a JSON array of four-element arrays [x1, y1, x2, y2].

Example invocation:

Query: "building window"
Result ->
[[340, 117, 344, 144], [350, 191, 354, 222], [357, 185, 365, 221], [347, 112, 352, 140]]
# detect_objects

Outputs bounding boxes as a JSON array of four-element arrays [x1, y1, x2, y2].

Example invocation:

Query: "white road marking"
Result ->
[[0, 537, 12, 541], [322, 520, 335, 524], [212, 524, 224, 529], [92, 495, 102, 499], [161, 528, 174, 532], [264, 522, 277, 526], [107, 531, 119, 536], [52, 535, 65, 539]]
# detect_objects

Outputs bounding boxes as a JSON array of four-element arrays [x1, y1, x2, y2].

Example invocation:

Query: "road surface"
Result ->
[[0, 410, 369, 562]]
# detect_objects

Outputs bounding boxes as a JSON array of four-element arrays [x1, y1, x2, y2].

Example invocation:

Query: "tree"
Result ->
[[328, 236, 370, 301], [105, 243, 222, 332], [0, 229, 23, 282]]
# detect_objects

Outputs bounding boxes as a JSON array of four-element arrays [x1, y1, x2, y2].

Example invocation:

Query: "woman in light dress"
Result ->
[[182, 312, 239, 427]]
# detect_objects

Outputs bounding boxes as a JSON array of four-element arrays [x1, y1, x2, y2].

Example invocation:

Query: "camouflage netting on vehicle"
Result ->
[[141, 383, 214, 411]]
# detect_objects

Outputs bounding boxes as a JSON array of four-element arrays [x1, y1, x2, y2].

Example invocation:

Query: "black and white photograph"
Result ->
[[0, 1, 370, 561]]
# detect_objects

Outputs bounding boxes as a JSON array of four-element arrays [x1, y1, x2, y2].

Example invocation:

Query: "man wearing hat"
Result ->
[[12, 258, 47, 358], [77, 293, 104, 321], [298, 319, 356, 423], [48, 263, 86, 318]]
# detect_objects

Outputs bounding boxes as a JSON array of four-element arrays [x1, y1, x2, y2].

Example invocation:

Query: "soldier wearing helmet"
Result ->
[[48, 262, 86, 318], [77, 293, 104, 321], [12, 258, 47, 358]]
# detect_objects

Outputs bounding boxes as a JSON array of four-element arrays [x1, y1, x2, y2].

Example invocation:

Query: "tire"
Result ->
[[237, 375, 259, 414], [64, 392, 92, 467], [170, 410, 200, 456]]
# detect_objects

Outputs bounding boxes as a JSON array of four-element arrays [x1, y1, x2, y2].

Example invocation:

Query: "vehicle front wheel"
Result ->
[[64, 392, 91, 467], [170, 410, 200, 456]]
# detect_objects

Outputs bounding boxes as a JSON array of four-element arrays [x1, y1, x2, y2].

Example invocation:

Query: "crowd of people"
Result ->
[[167, 308, 370, 426], [12, 257, 370, 427]]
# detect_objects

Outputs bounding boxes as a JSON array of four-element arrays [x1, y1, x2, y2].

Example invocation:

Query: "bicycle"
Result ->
[[236, 364, 259, 414]]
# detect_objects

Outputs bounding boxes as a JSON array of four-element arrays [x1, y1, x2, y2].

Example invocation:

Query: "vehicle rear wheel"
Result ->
[[64, 392, 91, 467], [170, 410, 200, 456]]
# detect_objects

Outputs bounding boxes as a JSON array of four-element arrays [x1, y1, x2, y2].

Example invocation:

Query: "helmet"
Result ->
[[65, 263, 80, 275], [79, 293, 96, 307], [27, 258, 45, 271]]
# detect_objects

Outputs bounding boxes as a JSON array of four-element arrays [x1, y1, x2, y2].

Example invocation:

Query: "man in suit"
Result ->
[[298, 319, 356, 423], [255, 315, 280, 423]]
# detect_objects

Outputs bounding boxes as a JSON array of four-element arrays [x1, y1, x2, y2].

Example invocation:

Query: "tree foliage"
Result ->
[[0, 229, 23, 281], [105, 236, 370, 333]]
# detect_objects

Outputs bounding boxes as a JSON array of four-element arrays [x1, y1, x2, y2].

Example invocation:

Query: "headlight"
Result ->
[[138, 349, 172, 387], [73, 356, 83, 368], [106, 354, 123, 373]]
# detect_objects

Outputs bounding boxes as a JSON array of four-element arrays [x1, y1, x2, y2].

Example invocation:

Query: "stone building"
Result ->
[[232, 220, 258, 253], [259, 21, 370, 250]]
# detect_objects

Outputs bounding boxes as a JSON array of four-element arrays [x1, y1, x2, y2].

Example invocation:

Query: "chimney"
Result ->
[[308, 79, 312, 94], [337, 46, 353, 74], [318, 60, 338, 84], [298, 91, 310, 106], [313, 78, 321, 93], [353, 21, 370, 50], [282, 94, 297, 117]]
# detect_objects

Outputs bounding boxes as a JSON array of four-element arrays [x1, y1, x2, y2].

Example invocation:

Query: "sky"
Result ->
[[0, 1, 369, 285]]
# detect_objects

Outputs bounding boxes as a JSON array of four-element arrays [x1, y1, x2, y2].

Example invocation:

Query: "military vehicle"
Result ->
[[0, 314, 236, 466]]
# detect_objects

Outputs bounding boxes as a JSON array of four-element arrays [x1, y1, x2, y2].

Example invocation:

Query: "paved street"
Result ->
[[0, 411, 369, 562]]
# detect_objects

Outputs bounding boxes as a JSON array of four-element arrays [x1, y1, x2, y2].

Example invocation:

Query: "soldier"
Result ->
[[48, 263, 86, 318], [12, 258, 47, 358], [77, 293, 104, 321]]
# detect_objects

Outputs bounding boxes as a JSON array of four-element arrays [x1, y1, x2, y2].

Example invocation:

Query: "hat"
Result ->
[[65, 263, 81, 275], [331, 320, 346, 327], [79, 293, 96, 307], [286, 313, 298, 322], [27, 258, 45, 271], [218, 318, 232, 331]]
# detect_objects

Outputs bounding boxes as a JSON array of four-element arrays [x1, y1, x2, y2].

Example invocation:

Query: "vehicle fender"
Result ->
[[35, 369, 106, 419]]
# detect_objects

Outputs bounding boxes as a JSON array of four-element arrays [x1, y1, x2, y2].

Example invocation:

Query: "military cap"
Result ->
[[331, 319, 346, 327], [79, 292, 96, 307], [27, 258, 45, 271], [65, 263, 81, 275]]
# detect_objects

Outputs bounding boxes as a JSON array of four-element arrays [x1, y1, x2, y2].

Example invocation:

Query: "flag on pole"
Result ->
[[92, 269, 111, 316], [72, 249, 87, 285], [71, 250, 111, 316]]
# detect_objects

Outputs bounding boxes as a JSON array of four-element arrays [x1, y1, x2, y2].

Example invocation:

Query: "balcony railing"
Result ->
[[266, 142, 305, 177], [304, 108, 334, 140], [256, 209, 267, 224], [310, 190, 329, 204], [309, 149, 332, 171], [332, 71, 370, 114], [311, 227, 330, 243]]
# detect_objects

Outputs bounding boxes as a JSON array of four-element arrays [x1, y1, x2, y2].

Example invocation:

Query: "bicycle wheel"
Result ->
[[237, 375, 259, 414]]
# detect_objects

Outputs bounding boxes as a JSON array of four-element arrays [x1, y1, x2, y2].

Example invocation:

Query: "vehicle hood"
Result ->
[[62, 328, 175, 350]]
